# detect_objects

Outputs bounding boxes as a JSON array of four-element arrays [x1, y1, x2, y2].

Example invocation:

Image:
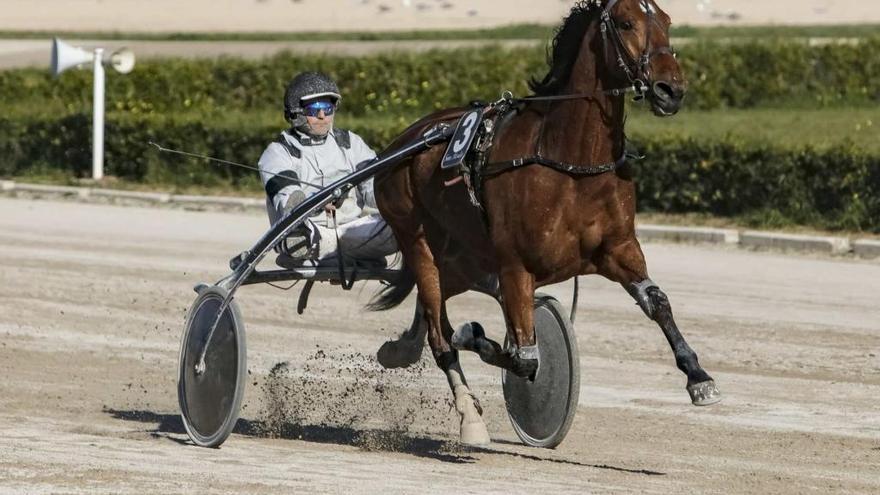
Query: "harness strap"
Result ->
[[483, 149, 629, 178], [511, 86, 644, 102], [514, 93, 593, 102]]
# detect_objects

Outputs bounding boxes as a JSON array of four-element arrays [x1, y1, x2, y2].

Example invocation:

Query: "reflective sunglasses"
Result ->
[[303, 100, 336, 117]]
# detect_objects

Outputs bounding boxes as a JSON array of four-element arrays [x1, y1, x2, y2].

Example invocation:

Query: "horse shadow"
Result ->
[[104, 407, 665, 474]]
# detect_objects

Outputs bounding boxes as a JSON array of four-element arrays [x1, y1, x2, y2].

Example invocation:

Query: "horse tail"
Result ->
[[366, 259, 416, 311]]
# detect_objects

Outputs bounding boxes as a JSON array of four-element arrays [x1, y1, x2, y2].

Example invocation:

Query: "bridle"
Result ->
[[515, 0, 675, 104], [599, 0, 674, 100]]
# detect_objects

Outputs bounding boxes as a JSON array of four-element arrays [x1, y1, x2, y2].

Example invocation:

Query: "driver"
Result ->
[[257, 71, 397, 267]]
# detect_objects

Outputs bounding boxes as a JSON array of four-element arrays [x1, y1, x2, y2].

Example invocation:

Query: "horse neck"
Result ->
[[539, 22, 625, 166]]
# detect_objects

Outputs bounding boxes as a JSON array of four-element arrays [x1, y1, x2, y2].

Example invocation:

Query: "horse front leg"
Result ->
[[600, 238, 721, 406], [451, 267, 540, 380]]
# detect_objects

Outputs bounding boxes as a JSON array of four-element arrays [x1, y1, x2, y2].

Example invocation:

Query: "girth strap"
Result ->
[[483, 150, 628, 178]]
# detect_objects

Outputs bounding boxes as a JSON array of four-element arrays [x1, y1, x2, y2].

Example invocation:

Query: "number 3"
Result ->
[[452, 112, 479, 154]]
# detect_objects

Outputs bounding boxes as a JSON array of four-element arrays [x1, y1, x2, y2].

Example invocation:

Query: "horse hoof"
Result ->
[[454, 385, 490, 446], [376, 339, 422, 369], [688, 380, 722, 406], [451, 322, 484, 352], [460, 420, 491, 446]]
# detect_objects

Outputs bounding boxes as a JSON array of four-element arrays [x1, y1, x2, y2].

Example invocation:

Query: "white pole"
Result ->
[[92, 48, 105, 181]]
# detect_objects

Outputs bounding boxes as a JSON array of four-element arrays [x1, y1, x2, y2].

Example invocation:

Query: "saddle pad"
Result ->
[[441, 108, 483, 170]]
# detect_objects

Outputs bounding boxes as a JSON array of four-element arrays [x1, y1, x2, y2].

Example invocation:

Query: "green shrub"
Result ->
[[2, 39, 878, 119], [0, 112, 406, 187], [635, 137, 880, 231], [3, 39, 877, 230], [679, 39, 880, 108]]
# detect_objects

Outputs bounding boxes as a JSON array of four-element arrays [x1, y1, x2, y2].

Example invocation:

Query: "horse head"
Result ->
[[600, 0, 686, 115]]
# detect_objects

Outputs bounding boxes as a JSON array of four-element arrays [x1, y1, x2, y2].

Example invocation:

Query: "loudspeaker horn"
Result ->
[[50, 37, 94, 77], [109, 48, 136, 74]]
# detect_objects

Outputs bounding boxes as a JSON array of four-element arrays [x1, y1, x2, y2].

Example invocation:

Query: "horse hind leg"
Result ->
[[451, 321, 539, 379], [376, 239, 484, 369], [376, 303, 427, 369], [450, 268, 539, 380], [438, 305, 490, 446], [402, 231, 490, 445], [600, 238, 722, 406]]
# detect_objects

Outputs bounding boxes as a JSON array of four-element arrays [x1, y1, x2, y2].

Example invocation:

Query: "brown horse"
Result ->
[[372, 0, 721, 445]]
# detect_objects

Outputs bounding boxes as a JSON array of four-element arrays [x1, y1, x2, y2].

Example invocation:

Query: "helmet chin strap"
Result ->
[[292, 118, 333, 144]]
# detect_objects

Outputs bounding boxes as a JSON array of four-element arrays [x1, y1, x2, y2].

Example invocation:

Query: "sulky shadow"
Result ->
[[487, 438, 665, 475], [471, 443, 665, 475], [105, 408, 665, 474]]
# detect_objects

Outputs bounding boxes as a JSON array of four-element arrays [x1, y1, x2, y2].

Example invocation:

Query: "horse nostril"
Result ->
[[653, 81, 676, 101]]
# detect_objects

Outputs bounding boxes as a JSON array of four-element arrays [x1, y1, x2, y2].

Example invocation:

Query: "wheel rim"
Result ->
[[502, 296, 579, 448], [178, 288, 246, 447]]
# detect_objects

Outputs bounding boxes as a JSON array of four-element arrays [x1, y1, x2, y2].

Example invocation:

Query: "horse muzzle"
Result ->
[[648, 80, 685, 117]]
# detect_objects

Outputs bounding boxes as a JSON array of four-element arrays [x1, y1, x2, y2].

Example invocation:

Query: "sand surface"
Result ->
[[0, 38, 543, 69], [0, 196, 878, 494], [0, 0, 878, 33]]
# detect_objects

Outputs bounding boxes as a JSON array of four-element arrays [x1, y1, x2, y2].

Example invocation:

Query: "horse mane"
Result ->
[[529, 1, 603, 96]]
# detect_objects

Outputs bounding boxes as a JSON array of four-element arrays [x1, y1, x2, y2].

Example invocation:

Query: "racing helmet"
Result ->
[[283, 71, 342, 126]]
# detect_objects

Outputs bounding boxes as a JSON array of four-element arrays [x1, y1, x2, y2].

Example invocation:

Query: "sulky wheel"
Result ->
[[177, 285, 246, 448], [502, 293, 580, 449]]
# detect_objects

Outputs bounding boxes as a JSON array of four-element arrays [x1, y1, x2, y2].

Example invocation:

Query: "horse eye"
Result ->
[[620, 20, 634, 30]]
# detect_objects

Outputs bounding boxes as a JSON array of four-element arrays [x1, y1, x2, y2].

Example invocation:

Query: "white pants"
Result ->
[[315, 214, 398, 261]]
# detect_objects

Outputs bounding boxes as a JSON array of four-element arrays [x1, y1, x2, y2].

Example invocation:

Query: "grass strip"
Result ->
[[4, 106, 874, 153], [627, 107, 879, 153]]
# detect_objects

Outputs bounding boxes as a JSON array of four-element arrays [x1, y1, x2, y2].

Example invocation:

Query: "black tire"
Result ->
[[502, 293, 580, 449], [177, 285, 246, 448]]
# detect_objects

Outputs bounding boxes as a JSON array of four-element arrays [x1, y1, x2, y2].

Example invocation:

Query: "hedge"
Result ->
[[1, 39, 878, 118], [635, 138, 879, 231], [2, 113, 878, 232]]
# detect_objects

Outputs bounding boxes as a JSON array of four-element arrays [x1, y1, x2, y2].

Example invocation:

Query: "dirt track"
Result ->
[[0, 39, 545, 70], [1, 0, 877, 33], [0, 196, 878, 494]]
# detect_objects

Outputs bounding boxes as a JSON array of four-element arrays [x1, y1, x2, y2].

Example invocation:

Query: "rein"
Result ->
[[509, 85, 641, 103]]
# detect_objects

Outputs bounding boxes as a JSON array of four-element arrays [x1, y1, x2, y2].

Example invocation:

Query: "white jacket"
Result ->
[[258, 128, 377, 227]]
